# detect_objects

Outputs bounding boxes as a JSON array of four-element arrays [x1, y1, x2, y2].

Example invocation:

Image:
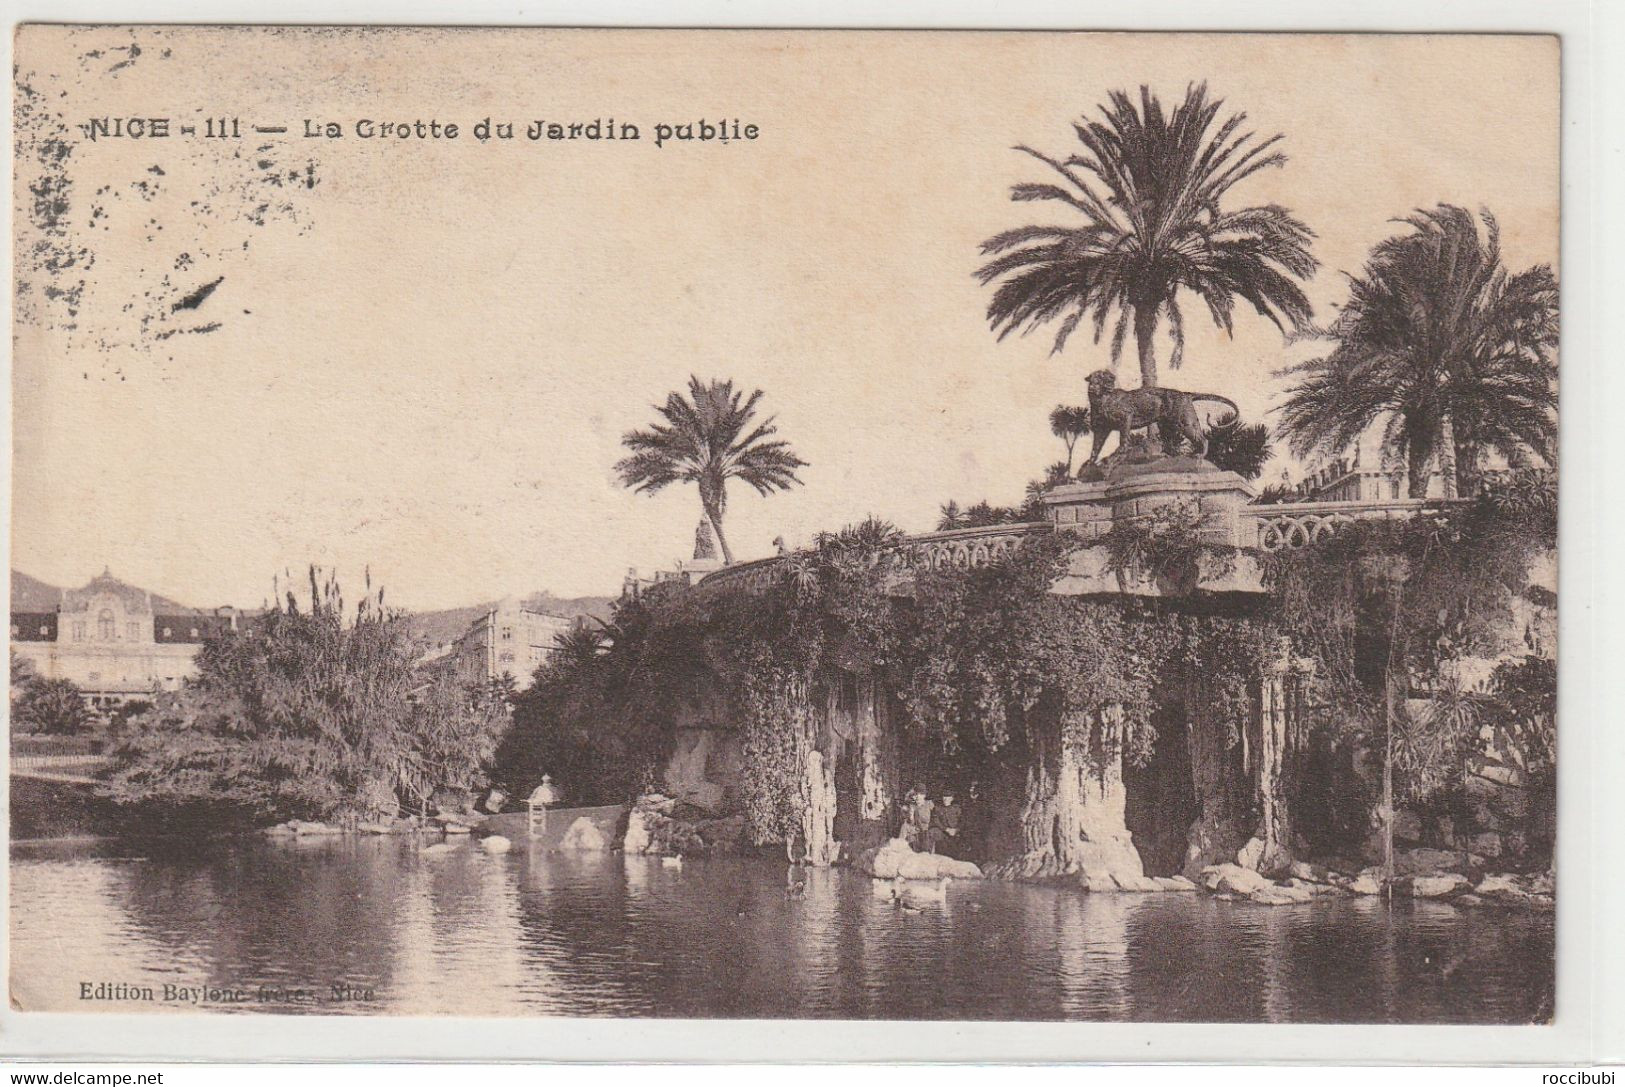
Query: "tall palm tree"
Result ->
[[1275, 206, 1557, 498], [977, 82, 1318, 390], [615, 376, 807, 566]]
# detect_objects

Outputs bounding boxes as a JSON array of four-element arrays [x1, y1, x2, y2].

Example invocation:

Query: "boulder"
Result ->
[[1235, 837, 1266, 872], [1455, 893, 1485, 908], [854, 838, 982, 881], [290, 820, 342, 836], [621, 793, 706, 856], [1251, 883, 1315, 906], [1285, 878, 1341, 896], [481, 835, 513, 854], [1407, 874, 1470, 898], [622, 809, 653, 855], [1200, 863, 1275, 898], [1113, 874, 1164, 893], [1347, 868, 1384, 895], [1395, 847, 1464, 876], [1469, 832, 1503, 858], [558, 816, 609, 851], [1474, 873, 1532, 902], [1155, 875, 1199, 892], [1289, 860, 1334, 884]]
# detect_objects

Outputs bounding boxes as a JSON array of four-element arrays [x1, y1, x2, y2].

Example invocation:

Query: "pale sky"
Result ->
[[10, 28, 1559, 611]]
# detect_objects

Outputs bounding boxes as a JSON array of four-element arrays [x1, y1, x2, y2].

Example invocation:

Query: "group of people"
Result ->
[[898, 785, 971, 858]]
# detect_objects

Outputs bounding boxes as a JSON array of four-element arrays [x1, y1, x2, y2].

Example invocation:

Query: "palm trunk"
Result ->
[[1406, 444, 1433, 499], [704, 507, 734, 566], [698, 477, 735, 566], [1438, 416, 1459, 499], [1382, 670, 1397, 890], [1133, 304, 1160, 390]]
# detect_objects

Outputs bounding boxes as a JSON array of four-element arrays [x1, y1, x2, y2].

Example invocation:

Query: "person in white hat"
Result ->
[[527, 774, 561, 837]]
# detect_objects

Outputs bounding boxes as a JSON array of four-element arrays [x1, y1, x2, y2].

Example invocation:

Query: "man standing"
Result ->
[[928, 792, 962, 857], [903, 786, 934, 852], [528, 774, 561, 838]]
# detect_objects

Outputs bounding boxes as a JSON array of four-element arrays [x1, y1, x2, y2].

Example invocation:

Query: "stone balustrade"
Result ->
[[1243, 498, 1459, 553], [694, 522, 1052, 593], [689, 493, 1461, 595]]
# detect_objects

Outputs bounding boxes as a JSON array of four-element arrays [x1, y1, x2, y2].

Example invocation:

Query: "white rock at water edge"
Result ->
[[559, 817, 610, 851]]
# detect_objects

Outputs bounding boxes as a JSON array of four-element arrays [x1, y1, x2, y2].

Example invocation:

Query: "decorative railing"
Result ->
[[1243, 498, 1463, 553], [686, 496, 1462, 594], [695, 522, 1053, 593]]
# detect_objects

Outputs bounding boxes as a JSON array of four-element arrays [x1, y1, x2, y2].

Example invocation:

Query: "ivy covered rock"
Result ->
[[622, 793, 746, 856]]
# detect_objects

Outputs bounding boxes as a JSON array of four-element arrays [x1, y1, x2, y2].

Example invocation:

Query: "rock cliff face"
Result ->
[[983, 704, 1146, 886]]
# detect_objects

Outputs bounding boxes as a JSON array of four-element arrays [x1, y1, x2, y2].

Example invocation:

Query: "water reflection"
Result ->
[[10, 839, 1553, 1022]]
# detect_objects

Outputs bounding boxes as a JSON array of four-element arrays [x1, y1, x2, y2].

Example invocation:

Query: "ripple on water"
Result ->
[[9, 839, 1553, 1021]]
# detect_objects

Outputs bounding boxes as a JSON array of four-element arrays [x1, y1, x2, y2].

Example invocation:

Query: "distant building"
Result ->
[[1286, 426, 1449, 503], [621, 518, 726, 599], [452, 598, 576, 690], [9, 568, 251, 707]]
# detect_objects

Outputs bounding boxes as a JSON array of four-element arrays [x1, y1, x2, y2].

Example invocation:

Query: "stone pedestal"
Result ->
[[1042, 458, 1264, 596]]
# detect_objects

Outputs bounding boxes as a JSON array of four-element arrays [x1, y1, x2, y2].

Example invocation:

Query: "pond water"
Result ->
[[10, 836, 1553, 1022]]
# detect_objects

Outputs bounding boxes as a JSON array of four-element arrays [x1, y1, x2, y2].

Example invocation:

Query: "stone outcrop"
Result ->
[[622, 793, 748, 857], [558, 817, 609, 851], [1198, 863, 1324, 905], [853, 838, 982, 880], [988, 705, 1148, 887]]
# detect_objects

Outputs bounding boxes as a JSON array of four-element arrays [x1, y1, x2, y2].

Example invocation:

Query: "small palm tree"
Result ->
[[1275, 206, 1557, 498], [977, 83, 1318, 389], [616, 377, 807, 566], [1203, 421, 1273, 480], [1049, 405, 1091, 471]]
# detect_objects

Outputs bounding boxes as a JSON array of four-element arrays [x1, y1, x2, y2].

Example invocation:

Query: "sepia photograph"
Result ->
[[8, 26, 1561, 1029]]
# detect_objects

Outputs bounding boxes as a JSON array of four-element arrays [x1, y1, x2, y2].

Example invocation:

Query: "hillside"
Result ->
[[10, 569, 200, 613]]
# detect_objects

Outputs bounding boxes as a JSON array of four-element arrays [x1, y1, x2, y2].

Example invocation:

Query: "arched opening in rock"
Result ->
[[1124, 693, 1199, 876]]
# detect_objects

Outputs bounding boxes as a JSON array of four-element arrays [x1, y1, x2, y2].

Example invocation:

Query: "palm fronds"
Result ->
[[978, 82, 1318, 388]]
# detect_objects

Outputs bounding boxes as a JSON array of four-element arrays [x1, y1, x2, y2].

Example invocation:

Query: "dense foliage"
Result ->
[[502, 466, 1555, 864], [10, 674, 93, 735], [105, 568, 512, 823], [504, 521, 1271, 844], [1261, 470, 1557, 852]]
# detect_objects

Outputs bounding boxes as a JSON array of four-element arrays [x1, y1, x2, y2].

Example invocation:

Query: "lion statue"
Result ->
[[1083, 369, 1240, 467]]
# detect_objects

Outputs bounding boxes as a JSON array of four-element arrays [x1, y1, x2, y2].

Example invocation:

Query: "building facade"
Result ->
[[452, 598, 576, 690], [10, 569, 248, 706]]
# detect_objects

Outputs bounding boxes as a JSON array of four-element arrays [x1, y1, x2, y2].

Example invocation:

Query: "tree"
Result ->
[[1203, 421, 1273, 480], [1049, 405, 1091, 471], [105, 567, 509, 822], [11, 649, 36, 689], [977, 82, 1318, 389], [1276, 206, 1558, 498], [12, 675, 92, 735], [615, 376, 808, 566]]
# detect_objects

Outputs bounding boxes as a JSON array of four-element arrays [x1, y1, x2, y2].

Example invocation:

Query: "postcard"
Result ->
[[10, 26, 1559, 1029]]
